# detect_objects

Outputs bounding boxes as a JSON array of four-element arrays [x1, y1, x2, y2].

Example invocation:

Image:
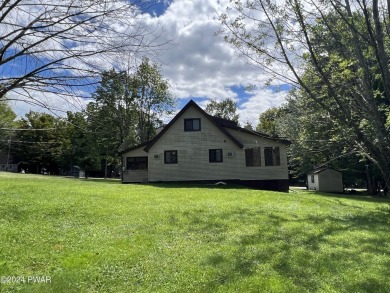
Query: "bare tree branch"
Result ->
[[0, 0, 169, 110]]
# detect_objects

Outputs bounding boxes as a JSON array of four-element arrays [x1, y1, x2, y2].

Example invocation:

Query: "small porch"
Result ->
[[122, 156, 148, 183]]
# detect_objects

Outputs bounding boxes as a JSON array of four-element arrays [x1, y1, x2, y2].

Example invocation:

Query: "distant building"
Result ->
[[307, 168, 343, 193], [59, 166, 85, 178], [0, 150, 18, 172]]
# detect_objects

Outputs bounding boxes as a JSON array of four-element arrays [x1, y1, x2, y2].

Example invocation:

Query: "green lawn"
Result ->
[[1, 173, 390, 292]]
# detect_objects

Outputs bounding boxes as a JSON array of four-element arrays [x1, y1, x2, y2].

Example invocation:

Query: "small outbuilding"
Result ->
[[307, 168, 343, 193], [59, 166, 85, 178], [0, 151, 18, 172]]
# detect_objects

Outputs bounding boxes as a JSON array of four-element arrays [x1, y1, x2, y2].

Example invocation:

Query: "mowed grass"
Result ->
[[1, 173, 390, 292]]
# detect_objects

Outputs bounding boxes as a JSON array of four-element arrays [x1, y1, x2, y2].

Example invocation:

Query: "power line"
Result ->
[[0, 127, 66, 131], [0, 139, 55, 144]]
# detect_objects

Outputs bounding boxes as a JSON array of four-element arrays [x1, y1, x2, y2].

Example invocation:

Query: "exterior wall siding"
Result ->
[[307, 169, 343, 193], [147, 106, 289, 182], [122, 170, 148, 183], [0, 164, 18, 172], [307, 174, 320, 190], [318, 169, 343, 192], [224, 128, 288, 179], [122, 146, 149, 183]]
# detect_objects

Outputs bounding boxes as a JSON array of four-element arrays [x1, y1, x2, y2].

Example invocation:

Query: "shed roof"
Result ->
[[118, 141, 149, 155], [308, 167, 341, 175]]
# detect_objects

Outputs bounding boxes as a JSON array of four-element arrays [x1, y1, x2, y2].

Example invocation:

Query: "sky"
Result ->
[[7, 0, 291, 127], [144, 0, 290, 125]]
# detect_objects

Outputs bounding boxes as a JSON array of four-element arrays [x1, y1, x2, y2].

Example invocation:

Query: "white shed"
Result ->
[[307, 168, 343, 193]]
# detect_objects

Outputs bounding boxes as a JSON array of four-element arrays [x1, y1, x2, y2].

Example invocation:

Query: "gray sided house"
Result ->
[[307, 168, 343, 193], [120, 100, 291, 192], [0, 151, 18, 172]]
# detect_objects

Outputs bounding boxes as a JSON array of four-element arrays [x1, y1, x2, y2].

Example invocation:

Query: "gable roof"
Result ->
[[119, 100, 291, 155], [118, 141, 149, 155], [212, 117, 291, 145], [143, 100, 244, 152]]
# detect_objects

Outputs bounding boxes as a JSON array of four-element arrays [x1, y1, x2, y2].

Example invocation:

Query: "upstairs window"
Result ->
[[184, 118, 201, 131], [264, 147, 281, 166], [245, 147, 261, 167], [164, 150, 178, 164], [127, 157, 148, 170], [209, 149, 223, 163]]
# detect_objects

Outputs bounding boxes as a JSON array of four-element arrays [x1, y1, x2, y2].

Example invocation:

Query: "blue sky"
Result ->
[[7, 0, 291, 126]]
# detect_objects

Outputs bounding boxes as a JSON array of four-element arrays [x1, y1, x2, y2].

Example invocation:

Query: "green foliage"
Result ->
[[132, 58, 174, 142], [64, 111, 101, 173], [0, 100, 16, 128], [91, 69, 138, 149], [205, 99, 240, 123], [13, 112, 70, 174], [2, 62, 173, 176], [0, 100, 17, 151], [256, 107, 287, 136], [1, 173, 390, 292], [221, 1, 390, 191], [89, 59, 174, 152], [71, 60, 174, 175]]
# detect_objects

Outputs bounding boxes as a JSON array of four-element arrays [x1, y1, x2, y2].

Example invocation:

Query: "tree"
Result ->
[[257, 107, 287, 136], [92, 69, 138, 149], [0, 100, 17, 149], [0, 100, 17, 170], [90, 60, 173, 145], [14, 112, 69, 174], [86, 61, 173, 176], [205, 98, 240, 122], [284, 94, 368, 187], [220, 0, 390, 193], [0, 0, 166, 110], [64, 111, 101, 176], [132, 58, 174, 143]]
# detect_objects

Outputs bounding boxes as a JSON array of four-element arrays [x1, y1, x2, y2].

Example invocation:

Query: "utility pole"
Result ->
[[6, 138, 11, 172]]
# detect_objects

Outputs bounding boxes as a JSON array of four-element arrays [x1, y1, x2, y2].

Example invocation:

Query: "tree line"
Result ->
[[0, 59, 173, 177]]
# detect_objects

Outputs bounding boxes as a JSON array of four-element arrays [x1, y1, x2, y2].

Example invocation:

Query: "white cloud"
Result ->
[[237, 88, 288, 126], [152, 0, 289, 103], [8, 0, 290, 120], [147, 0, 290, 127], [8, 89, 90, 118]]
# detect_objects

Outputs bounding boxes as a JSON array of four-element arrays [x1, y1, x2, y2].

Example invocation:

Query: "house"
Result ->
[[307, 168, 343, 193], [120, 100, 291, 192], [0, 150, 18, 172], [59, 166, 86, 178]]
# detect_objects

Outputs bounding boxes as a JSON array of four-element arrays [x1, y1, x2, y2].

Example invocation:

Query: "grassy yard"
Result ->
[[1, 173, 390, 292]]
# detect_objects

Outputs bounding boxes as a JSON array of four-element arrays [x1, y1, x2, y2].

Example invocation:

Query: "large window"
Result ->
[[184, 118, 201, 131], [264, 147, 281, 166], [245, 147, 261, 167], [164, 150, 178, 164], [209, 149, 223, 163], [127, 157, 148, 170]]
